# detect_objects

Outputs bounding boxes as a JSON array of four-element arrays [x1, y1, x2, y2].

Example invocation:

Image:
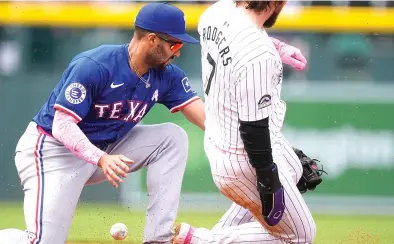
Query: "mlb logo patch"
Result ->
[[181, 77, 192, 93]]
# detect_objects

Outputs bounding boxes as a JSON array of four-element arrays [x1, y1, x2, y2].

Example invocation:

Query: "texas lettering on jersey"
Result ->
[[58, 81, 149, 123], [94, 100, 147, 122]]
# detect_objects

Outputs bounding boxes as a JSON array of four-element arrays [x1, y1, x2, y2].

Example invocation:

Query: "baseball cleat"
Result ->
[[172, 223, 194, 244]]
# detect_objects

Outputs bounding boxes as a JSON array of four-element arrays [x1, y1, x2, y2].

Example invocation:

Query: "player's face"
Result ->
[[264, 1, 287, 28], [146, 33, 183, 69]]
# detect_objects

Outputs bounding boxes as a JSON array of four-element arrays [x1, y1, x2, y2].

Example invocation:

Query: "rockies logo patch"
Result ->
[[65, 83, 87, 104], [258, 94, 271, 109]]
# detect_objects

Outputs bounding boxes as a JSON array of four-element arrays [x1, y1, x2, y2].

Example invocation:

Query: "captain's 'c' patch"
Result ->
[[65, 83, 87, 104]]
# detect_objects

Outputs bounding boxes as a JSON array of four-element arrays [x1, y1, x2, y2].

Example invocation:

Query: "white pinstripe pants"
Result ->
[[189, 135, 316, 244]]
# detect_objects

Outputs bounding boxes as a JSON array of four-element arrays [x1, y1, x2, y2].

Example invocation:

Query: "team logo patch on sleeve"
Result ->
[[258, 94, 271, 109], [181, 77, 192, 93], [65, 83, 87, 104]]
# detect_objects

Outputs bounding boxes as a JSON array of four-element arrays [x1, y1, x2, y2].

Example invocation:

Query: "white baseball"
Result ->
[[110, 223, 128, 240]]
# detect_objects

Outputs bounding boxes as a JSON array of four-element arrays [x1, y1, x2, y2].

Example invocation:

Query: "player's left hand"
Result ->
[[256, 163, 286, 226], [271, 37, 307, 71], [293, 148, 327, 194]]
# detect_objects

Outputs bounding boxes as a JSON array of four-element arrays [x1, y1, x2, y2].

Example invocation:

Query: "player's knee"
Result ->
[[162, 122, 188, 143], [160, 122, 188, 156], [306, 218, 317, 243], [296, 217, 316, 244]]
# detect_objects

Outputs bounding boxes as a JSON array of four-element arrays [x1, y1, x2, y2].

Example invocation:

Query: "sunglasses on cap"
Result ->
[[155, 33, 184, 52]]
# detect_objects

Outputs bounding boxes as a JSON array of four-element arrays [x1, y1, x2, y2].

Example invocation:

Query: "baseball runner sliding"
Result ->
[[173, 1, 325, 243]]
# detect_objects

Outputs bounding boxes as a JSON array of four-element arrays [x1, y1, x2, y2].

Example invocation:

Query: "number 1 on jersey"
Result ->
[[205, 53, 216, 95]]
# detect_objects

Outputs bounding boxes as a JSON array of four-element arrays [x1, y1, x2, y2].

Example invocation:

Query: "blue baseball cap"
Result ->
[[134, 2, 199, 44]]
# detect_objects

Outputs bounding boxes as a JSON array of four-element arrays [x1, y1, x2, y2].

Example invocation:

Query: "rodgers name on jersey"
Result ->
[[201, 25, 232, 66]]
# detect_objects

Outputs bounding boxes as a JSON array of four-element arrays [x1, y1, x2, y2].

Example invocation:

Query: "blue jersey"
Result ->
[[33, 44, 198, 149]]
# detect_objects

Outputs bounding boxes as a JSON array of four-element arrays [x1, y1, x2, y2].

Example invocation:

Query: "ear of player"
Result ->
[[293, 148, 327, 194], [256, 163, 285, 226]]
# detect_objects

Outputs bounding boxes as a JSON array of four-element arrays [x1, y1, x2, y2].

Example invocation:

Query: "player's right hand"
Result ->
[[98, 154, 134, 188], [256, 163, 286, 226]]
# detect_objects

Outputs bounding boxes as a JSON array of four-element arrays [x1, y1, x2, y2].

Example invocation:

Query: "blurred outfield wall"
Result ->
[[0, 2, 394, 214]]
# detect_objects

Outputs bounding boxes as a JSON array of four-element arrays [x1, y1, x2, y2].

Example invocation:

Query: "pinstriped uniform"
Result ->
[[194, 0, 316, 243]]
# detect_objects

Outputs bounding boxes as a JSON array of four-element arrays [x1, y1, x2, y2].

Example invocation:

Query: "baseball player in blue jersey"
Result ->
[[0, 3, 206, 244]]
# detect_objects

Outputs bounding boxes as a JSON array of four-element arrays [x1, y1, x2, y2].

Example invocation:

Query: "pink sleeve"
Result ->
[[52, 110, 106, 165]]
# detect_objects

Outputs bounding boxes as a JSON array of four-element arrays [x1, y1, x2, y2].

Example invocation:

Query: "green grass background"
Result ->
[[1, 202, 393, 244]]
